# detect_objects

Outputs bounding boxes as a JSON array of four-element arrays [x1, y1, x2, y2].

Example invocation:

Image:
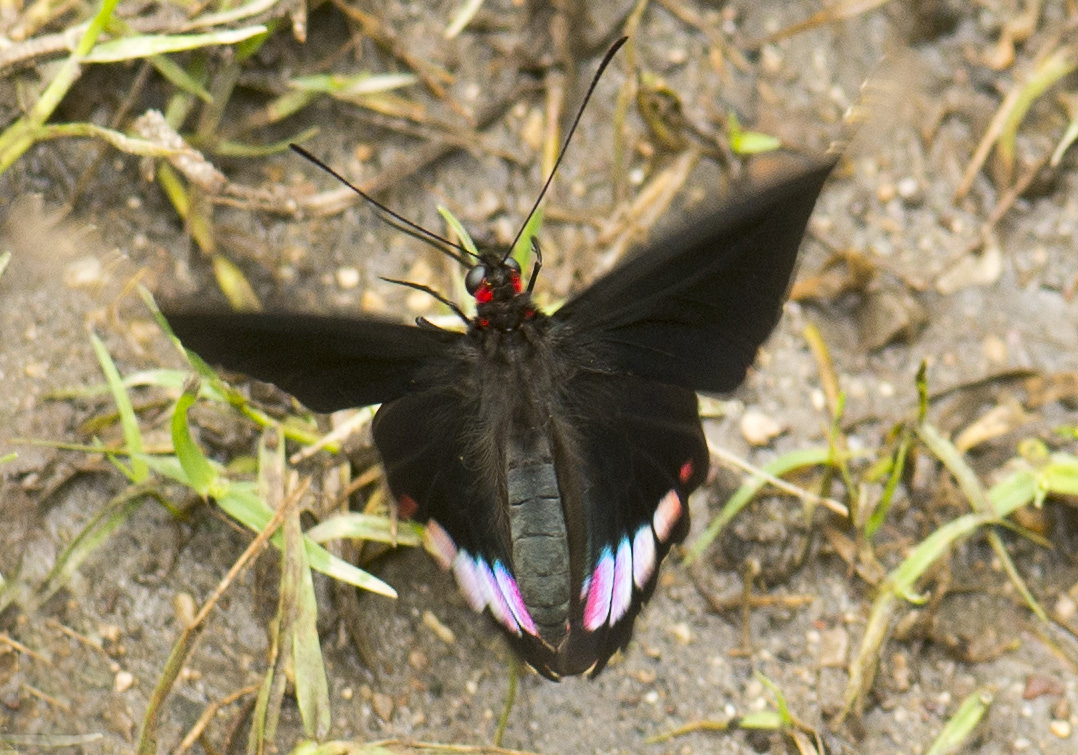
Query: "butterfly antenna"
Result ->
[[289, 144, 477, 266], [505, 35, 628, 261]]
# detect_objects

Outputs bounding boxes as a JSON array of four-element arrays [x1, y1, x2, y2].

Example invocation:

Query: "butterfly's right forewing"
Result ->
[[165, 313, 461, 411]]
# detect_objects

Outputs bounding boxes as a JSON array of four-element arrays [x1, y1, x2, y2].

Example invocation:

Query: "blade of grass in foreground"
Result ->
[[0, 0, 120, 174]]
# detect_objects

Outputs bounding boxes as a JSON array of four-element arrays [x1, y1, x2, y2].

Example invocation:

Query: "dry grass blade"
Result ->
[[132, 110, 227, 193], [445, 0, 485, 39], [746, 0, 896, 49], [135, 475, 311, 754], [956, 44, 1077, 198]]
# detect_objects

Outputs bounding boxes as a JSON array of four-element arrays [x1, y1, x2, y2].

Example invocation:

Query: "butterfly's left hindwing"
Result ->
[[544, 370, 707, 676]]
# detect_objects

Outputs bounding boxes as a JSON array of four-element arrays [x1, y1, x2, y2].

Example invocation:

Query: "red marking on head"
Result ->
[[679, 461, 694, 485], [474, 284, 493, 304], [396, 493, 418, 520], [510, 270, 522, 293]]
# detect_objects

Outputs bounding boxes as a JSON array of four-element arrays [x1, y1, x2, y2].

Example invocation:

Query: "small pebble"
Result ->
[[114, 670, 134, 693], [372, 692, 394, 721], [1050, 719, 1072, 738], [1053, 593, 1076, 622], [336, 266, 361, 289], [409, 649, 429, 670], [817, 626, 849, 668], [172, 593, 197, 628], [668, 622, 692, 644], [740, 408, 784, 446], [422, 610, 455, 644]]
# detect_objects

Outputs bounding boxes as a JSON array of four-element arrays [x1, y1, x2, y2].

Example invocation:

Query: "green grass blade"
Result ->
[[987, 466, 1038, 517], [290, 505, 331, 737], [445, 0, 486, 38], [917, 423, 990, 513], [685, 446, 834, 563], [865, 428, 911, 538], [29, 122, 190, 157], [149, 55, 213, 102], [727, 113, 781, 155], [889, 512, 991, 602], [437, 205, 479, 255], [1042, 453, 1078, 496], [303, 513, 423, 547], [512, 206, 543, 269], [925, 688, 993, 755], [0, 0, 120, 174], [289, 72, 418, 97], [170, 380, 217, 496], [82, 26, 268, 63], [212, 126, 320, 157], [36, 485, 149, 608], [90, 332, 147, 482], [217, 482, 398, 597]]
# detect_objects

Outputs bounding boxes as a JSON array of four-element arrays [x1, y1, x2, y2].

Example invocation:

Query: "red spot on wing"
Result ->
[[679, 461, 694, 485], [397, 493, 418, 520]]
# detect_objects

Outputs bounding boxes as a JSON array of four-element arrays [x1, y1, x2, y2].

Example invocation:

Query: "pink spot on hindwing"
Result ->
[[424, 519, 457, 570], [609, 538, 633, 625], [632, 525, 656, 589], [583, 548, 614, 631], [652, 489, 683, 542]]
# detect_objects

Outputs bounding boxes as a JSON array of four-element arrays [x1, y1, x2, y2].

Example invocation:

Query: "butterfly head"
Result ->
[[465, 254, 537, 331]]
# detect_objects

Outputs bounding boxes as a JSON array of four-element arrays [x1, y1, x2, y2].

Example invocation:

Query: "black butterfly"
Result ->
[[165, 158, 832, 678], [164, 44, 834, 679]]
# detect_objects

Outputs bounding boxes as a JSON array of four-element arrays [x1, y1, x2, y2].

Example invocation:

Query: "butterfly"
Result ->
[[164, 42, 835, 679]]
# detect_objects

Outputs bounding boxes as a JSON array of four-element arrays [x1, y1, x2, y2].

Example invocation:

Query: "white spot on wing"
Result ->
[[632, 524, 656, 589], [424, 519, 457, 570], [609, 537, 633, 625], [477, 558, 519, 635], [652, 489, 682, 542], [452, 551, 486, 612]]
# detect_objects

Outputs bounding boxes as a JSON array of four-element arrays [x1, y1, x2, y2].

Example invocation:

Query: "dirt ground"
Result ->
[[2, 1, 1078, 753]]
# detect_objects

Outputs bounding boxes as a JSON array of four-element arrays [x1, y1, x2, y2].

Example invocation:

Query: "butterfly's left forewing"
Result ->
[[554, 159, 835, 395]]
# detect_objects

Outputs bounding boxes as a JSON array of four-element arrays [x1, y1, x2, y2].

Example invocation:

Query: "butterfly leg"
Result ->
[[526, 238, 543, 293]]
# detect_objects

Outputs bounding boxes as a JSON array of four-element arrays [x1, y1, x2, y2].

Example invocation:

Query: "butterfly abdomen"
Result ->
[[506, 441, 571, 646]]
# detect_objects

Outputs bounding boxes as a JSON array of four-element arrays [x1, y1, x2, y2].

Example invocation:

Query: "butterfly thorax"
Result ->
[[467, 253, 537, 333]]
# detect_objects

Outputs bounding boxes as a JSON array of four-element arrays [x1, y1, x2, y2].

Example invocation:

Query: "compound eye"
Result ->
[[504, 257, 521, 274], [465, 265, 487, 294]]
